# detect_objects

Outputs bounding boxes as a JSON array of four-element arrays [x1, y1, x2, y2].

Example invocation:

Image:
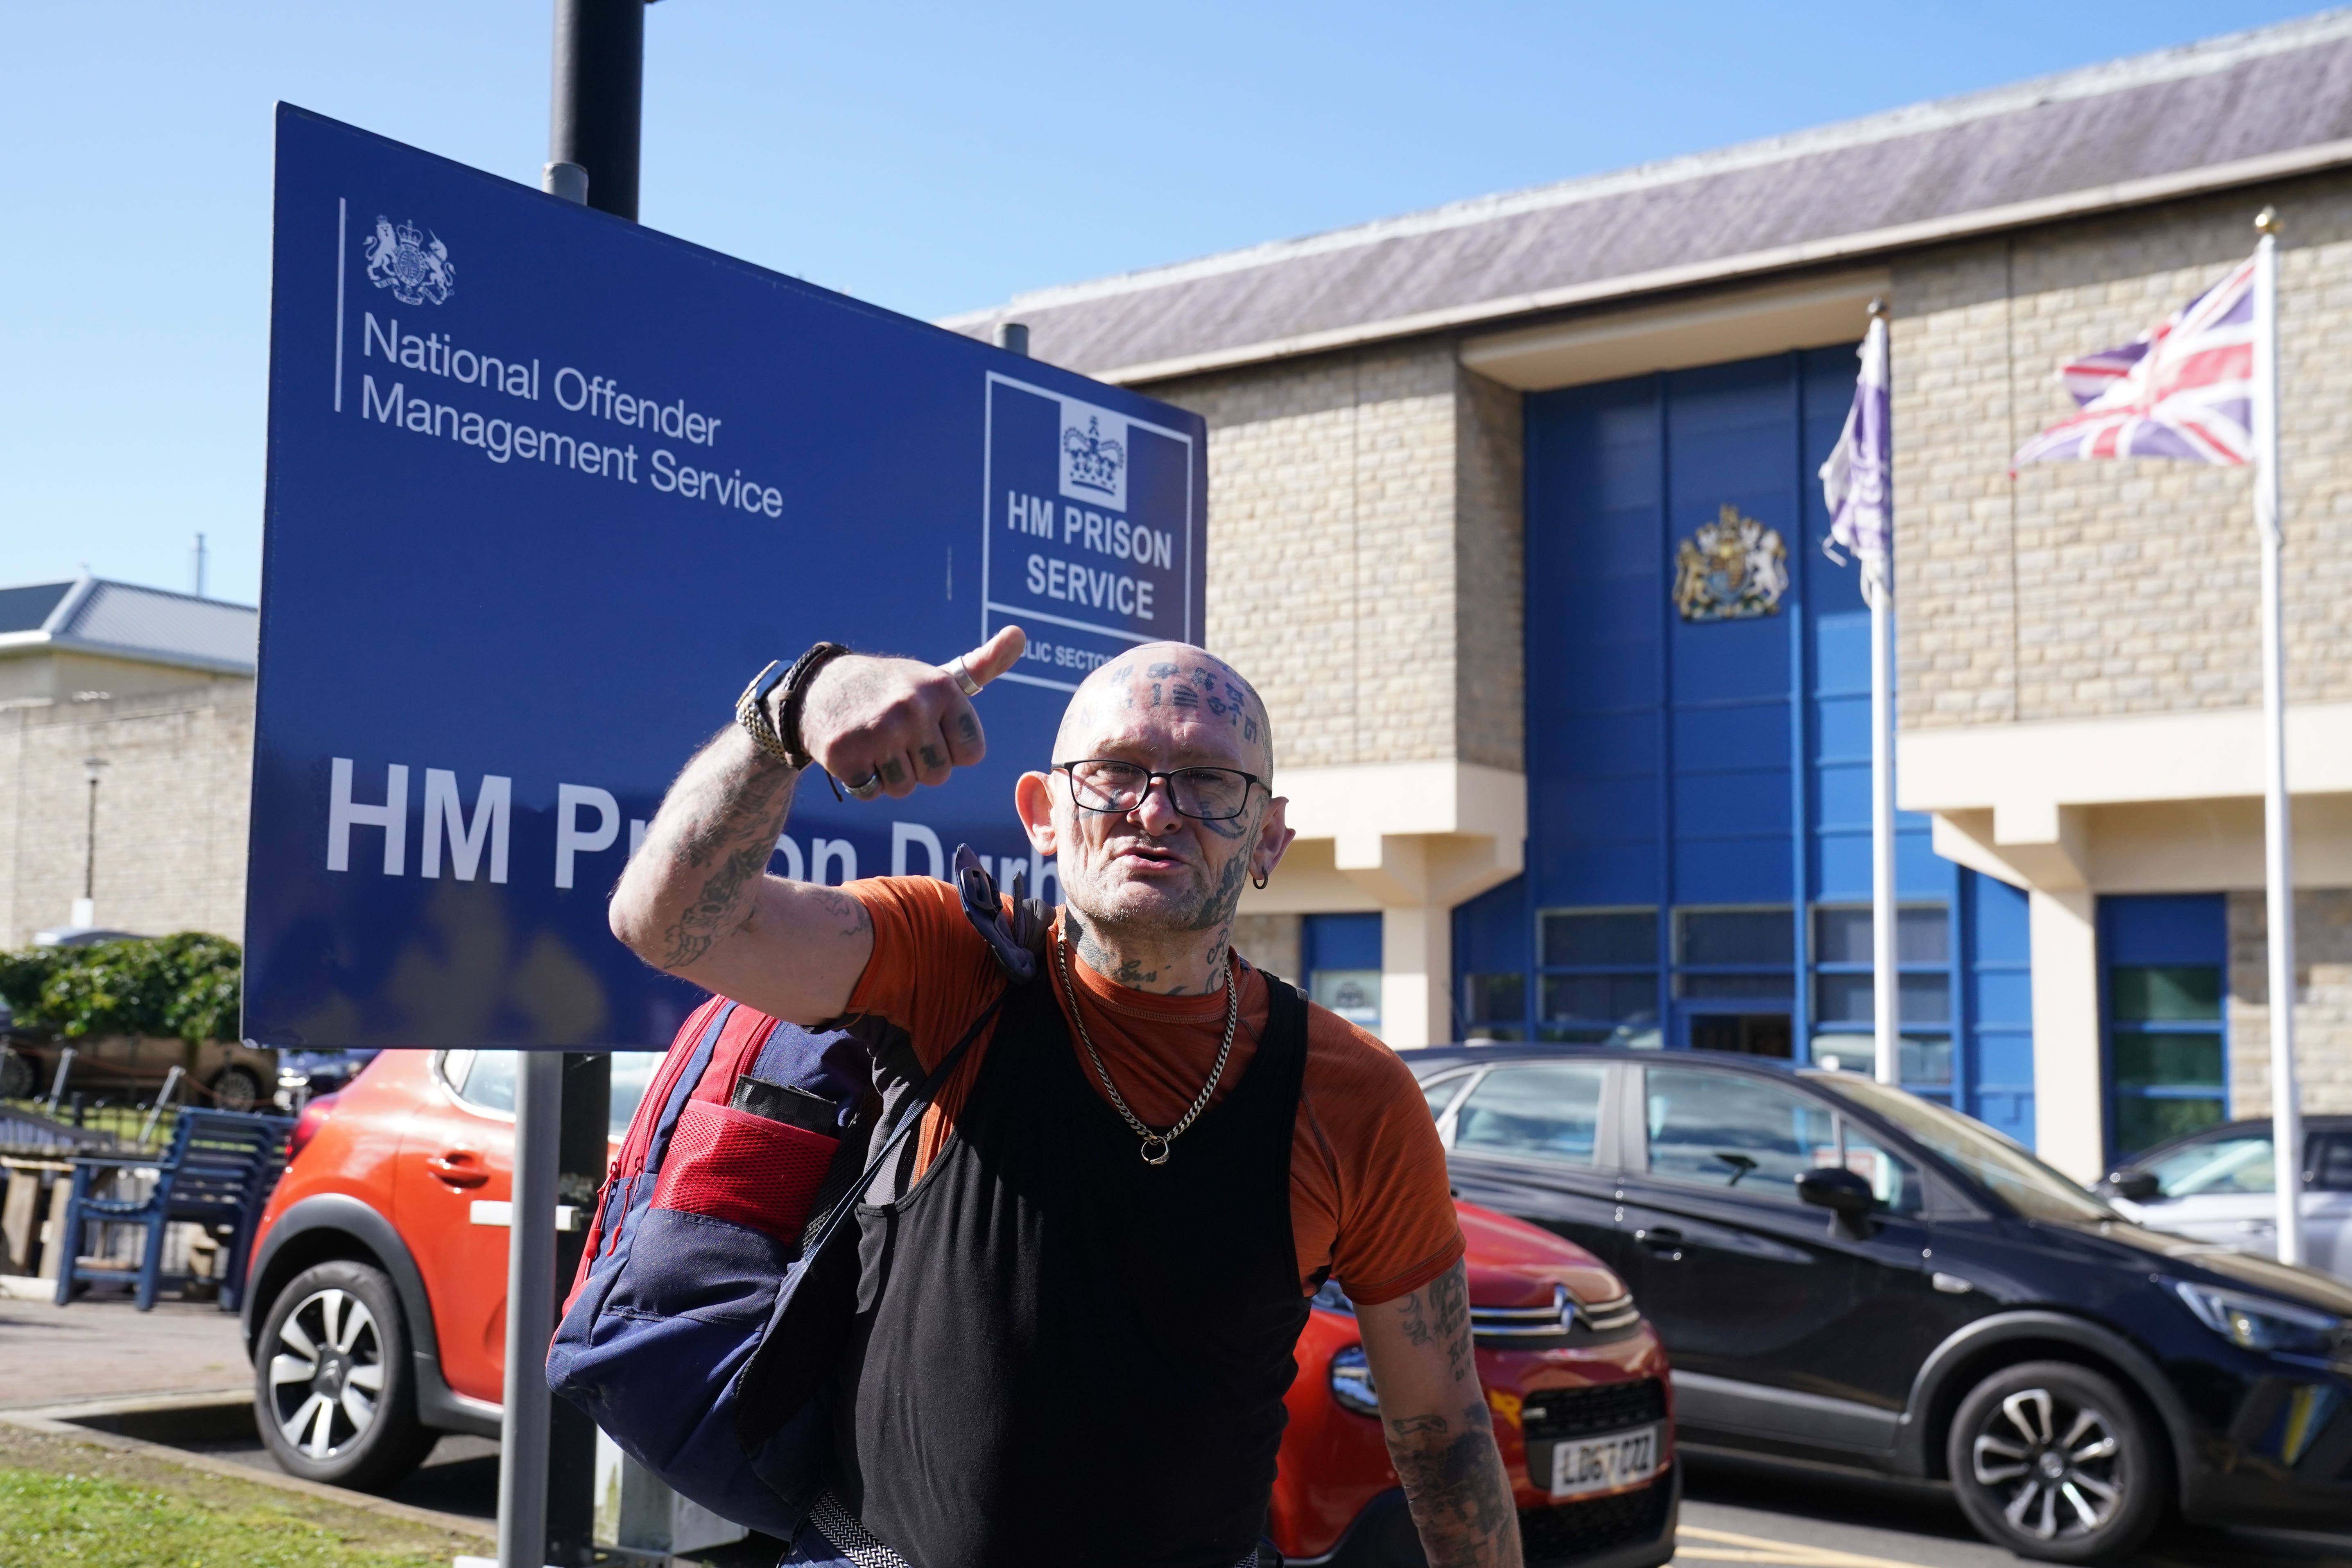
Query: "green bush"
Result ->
[[0, 933, 242, 1044]]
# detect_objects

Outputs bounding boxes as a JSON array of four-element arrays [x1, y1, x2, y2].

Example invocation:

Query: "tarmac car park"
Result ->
[[241, 1046, 1681, 1567], [1413, 1043, 2352, 1563]]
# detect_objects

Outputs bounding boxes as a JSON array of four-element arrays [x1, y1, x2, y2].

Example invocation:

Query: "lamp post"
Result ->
[[74, 758, 106, 928]]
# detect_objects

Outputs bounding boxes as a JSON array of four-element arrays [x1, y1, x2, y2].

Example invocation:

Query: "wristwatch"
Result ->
[[737, 642, 850, 769]]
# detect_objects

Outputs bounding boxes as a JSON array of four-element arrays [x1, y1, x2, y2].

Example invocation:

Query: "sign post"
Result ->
[[538, 8, 645, 1551], [248, 105, 1204, 1567]]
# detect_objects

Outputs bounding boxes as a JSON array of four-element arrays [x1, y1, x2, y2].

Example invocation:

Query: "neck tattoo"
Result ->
[[1056, 928, 1239, 1167]]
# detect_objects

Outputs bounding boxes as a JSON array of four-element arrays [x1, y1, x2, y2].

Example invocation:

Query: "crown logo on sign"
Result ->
[[1062, 416, 1125, 497], [395, 218, 425, 249]]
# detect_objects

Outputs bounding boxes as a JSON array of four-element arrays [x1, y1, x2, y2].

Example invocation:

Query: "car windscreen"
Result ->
[[1813, 1072, 2115, 1223], [441, 1049, 660, 1136], [2139, 1131, 2274, 1197]]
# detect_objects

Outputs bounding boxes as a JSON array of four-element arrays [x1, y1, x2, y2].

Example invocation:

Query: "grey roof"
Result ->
[[0, 577, 258, 676], [943, 11, 2352, 382]]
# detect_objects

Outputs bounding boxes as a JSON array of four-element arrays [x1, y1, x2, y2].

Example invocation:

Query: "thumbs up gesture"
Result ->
[[792, 625, 1027, 800]]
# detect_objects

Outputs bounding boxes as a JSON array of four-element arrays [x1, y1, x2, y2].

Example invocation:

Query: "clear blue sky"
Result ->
[[1, 2, 2328, 607]]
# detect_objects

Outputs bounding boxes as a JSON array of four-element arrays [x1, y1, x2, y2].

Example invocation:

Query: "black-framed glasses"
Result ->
[[1055, 758, 1265, 822]]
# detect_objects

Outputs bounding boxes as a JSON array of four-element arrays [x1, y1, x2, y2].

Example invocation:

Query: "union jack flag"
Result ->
[[2013, 252, 2257, 469]]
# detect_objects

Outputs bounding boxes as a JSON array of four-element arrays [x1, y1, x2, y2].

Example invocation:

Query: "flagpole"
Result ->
[[2253, 207, 2304, 1266], [1864, 303, 1900, 1086]]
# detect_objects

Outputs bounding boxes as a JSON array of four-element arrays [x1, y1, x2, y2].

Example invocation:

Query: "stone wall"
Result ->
[[0, 682, 255, 950], [1146, 344, 1525, 776], [1891, 171, 2352, 730], [1228, 913, 1303, 985], [2229, 887, 2352, 1116]]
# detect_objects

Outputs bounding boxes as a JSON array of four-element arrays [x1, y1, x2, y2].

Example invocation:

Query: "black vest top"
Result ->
[[830, 964, 1313, 1568]]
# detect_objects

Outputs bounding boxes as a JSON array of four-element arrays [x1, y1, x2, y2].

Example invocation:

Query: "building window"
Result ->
[[2109, 963, 2225, 1157], [1303, 912, 1382, 1032], [1675, 907, 1792, 1055], [1460, 972, 1527, 1041], [2101, 894, 2228, 1163], [1808, 904, 1952, 1088], [1536, 907, 1659, 1047]]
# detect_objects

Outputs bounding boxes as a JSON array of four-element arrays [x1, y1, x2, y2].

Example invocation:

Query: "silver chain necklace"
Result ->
[[1056, 928, 1239, 1167]]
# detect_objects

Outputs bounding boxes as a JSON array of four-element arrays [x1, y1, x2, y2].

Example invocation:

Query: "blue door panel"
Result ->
[[1672, 769, 1792, 835], [1538, 842, 1660, 907], [1672, 623, 1791, 703], [1811, 695, 1874, 762], [1813, 834, 1874, 901], [1671, 839, 1792, 905], [1971, 971, 2033, 1025], [1895, 832, 1947, 899], [1530, 709, 1658, 772], [1972, 878, 2033, 959], [1671, 701, 1787, 761], [1541, 774, 1663, 833], [1813, 763, 1874, 828], [1975, 1028, 2037, 1084]]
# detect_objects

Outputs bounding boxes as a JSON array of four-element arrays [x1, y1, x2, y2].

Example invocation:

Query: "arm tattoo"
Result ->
[[1398, 1288, 1434, 1348], [1383, 1400, 1520, 1568], [655, 752, 798, 970], [1381, 1263, 1520, 1566], [810, 887, 873, 941], [1428, 1263, 1474, 1383]]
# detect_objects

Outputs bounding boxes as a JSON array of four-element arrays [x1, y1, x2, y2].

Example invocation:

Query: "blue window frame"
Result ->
[[1808, 903, 1955, 1087], [1535, 907, 1660, 1046], [2101, 894, 2228, 1162], [1303, 912, 1383, 1031]]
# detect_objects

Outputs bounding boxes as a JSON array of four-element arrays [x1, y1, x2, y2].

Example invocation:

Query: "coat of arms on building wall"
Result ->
[[1674, 505, 1789, 622]]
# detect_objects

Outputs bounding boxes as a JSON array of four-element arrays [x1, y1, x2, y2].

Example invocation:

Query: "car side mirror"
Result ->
[[2103, 1168, 2160, 1202], [1796, 1168, 1879, 1240]]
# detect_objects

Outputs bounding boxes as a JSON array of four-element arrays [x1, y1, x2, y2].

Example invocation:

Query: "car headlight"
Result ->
[[1328, 1345, 1380, 1416], [2174, 1281, 2344, 1358]]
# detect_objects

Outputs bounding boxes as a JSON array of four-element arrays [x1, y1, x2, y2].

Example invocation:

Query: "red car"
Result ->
[[244, 1048, 1677, 1566]]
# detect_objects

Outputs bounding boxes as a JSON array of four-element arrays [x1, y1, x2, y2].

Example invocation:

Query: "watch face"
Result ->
[[743, 660, 788, 709]]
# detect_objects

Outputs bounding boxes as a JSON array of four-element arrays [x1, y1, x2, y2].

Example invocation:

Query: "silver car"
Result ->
[[2099, 1115, 2352, 1280]]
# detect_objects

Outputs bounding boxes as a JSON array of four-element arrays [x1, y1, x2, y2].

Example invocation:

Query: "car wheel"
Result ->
[[0, 1049, 32, 1100], [253, 1260, 435, 1490], [210, 1066, 266, 1112], [1947, 1360, 2163, 1563]]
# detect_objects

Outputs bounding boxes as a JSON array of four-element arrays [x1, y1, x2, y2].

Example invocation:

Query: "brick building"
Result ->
[[945, 13, 2352, 1178], [0, 578, 258, 950]]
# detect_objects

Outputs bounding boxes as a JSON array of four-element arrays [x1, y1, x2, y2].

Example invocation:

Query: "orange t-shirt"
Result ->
[[834, 876, 1464, 1305]]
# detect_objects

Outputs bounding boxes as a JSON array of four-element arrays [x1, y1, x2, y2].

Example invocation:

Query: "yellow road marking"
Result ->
[[1672, 1523, 1943, 1568]]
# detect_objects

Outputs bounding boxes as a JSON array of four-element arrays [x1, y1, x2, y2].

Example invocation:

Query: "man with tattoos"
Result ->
[[609, 626, 1521, 1568]]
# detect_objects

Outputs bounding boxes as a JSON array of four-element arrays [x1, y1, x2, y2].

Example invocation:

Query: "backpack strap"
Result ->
[[649, 999, 740, 1176], [794, 984, 1011, 1260]]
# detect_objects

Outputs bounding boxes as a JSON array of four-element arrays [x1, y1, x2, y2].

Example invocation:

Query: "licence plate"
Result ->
[[1550, 1424, 1660, 1498]]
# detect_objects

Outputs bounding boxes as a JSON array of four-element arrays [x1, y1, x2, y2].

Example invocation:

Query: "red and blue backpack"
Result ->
[[547, 848, 1044, 1538]]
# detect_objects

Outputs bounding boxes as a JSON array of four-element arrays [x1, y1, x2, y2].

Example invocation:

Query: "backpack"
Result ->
[[547, 848, 1047, 1538]]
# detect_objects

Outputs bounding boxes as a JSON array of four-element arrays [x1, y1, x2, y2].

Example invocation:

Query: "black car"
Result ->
[[1411, 1044, 2352, 1564]]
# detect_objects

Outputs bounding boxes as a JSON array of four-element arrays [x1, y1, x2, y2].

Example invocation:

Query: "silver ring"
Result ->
[[845, 772, 884, 801], [943, 657, 982, 697]]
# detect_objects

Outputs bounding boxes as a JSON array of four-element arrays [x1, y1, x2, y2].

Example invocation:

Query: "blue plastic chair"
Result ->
[[54, 1109, 294, 1312]]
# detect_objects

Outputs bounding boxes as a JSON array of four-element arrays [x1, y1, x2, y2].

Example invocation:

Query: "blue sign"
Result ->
[[247, 106, 1206, 1050]]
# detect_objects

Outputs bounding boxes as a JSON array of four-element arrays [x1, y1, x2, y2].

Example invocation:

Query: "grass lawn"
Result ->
[[0, 1422, 473, 1568]]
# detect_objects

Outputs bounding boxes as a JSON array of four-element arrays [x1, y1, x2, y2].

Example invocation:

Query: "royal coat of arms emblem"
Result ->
[[364, 216, 456, 307], [1674, 505, 1789, 622]]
